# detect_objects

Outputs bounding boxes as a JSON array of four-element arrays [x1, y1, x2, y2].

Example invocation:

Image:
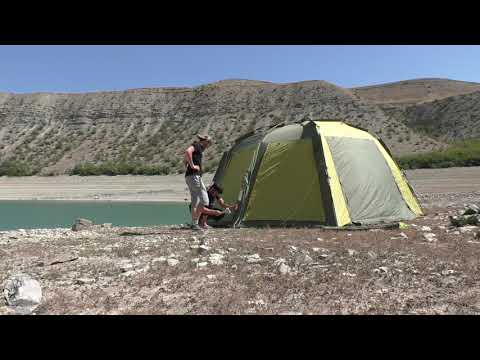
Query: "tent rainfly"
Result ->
[[209, 120, 423, 228]]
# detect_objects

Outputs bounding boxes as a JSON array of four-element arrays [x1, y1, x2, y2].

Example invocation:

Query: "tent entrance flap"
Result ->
[[211, 144, 258, 225]]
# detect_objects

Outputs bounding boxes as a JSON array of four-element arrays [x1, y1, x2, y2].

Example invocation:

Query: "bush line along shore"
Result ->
[[1, 139, 480, 176]]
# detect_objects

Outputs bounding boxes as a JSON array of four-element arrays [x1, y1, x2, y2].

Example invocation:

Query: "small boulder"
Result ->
[[208, 254, 224, 265], [3, 274, 42, 314], [152, 257, 167, 264], [463, 205, 480, 215], [347, 249, 358, 257], [423, 233, 437, 242], [75, 278, 95, 285], [460, 226, 479, 234], [279, 263, 291, 275], [295, 254, 313, 266], [72, 218, 94, 231], [167, 258, 180, 267], [246, 254, 262, 263]]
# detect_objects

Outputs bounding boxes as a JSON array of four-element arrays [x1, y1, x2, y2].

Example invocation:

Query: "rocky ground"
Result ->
[[2, 168, 480, 315]]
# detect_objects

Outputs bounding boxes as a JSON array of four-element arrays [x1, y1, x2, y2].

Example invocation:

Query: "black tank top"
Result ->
[[185, 142, 204, 177]]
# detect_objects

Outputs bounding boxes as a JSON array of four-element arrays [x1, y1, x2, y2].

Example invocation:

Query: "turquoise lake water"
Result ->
[[0, 200, 190, 230]]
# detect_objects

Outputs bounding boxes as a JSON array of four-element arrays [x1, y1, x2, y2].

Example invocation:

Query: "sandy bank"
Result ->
[[0, 174, 214, 202], [0, 167, 480, 202]]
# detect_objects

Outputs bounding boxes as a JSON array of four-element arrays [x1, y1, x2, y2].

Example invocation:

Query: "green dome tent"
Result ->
[[209, 120, 423, 228]]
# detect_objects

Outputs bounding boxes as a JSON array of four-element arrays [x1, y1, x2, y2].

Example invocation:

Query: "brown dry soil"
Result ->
[[2, 167, 480, 315]]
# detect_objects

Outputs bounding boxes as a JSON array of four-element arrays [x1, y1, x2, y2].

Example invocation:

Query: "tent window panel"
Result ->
[[245, 139, 325, 222], [326, 136, 415, 224]]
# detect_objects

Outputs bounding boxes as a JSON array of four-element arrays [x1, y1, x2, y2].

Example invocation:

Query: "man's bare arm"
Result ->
[[218, 197, 236, 209]]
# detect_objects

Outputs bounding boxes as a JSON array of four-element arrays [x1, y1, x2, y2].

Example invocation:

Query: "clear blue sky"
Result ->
[[1, 45, 480, 93]]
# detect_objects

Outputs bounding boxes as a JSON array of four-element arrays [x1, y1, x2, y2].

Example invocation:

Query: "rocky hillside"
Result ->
[[2, 78, 479, 175], [352, 78, 480, 106], [353, 79, 480, 142]]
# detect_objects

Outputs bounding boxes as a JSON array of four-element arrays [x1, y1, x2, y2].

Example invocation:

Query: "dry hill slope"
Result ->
[[353, 78, 480, 142], [0, 79, 448, 175], [352, 78, 480, 106]]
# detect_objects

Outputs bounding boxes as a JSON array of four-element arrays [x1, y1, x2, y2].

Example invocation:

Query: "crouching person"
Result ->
[[199, 183, 239, 229]]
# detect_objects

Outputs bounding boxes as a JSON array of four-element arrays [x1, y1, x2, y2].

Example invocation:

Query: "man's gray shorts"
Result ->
[[185, 174, 209, 208]]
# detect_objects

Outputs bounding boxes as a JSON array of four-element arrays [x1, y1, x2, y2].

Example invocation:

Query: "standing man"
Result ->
[[184, 134, 225, 230]]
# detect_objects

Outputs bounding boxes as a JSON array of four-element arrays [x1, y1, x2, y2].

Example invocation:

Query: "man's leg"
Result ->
[[186, 175, 201, 227], [199, 212, 208, 227], [197, 177, 223, 225], [199, 206, 224, 218]]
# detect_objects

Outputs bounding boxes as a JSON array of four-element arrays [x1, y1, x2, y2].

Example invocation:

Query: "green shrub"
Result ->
[[397, 139, 480, 169], [70, 161, 171, 176], [0, 160, 37, 176]]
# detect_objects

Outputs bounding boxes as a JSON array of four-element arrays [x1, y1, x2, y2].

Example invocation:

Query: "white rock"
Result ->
[[121, 270, 136, 277], [198, 245, 211, 252], [279, 263, 291, 275], [120, 263, 134, 272], [460, 226, 479, 234], [342, 272, 357, 277], [3, 274, 42, 312], [441, 269, 456, 276], [152, 257, 167, 264], [197, 262, 208, 268], [227, 248, 237, 252], [246, 254, 262, 263], [312, 247, 321, 252], [132, 250, 139, 255], [249, 299, 266, 306], [421, 226, 432, 232], [347, 249, 358, 256], [423, 233, 437, 242], [317, 238, 324, 241], [206, 275, 216, 280], [208, 254, 224, 265], [191, 258, 200, 264], [167, 259, 180, 267], [400, 232, 408, 239]]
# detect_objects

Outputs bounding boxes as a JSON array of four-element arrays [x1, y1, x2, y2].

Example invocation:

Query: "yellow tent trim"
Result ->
[[317, 128, 351, 226], [372, 139, 423, 216], [315, 121, 371, 140]]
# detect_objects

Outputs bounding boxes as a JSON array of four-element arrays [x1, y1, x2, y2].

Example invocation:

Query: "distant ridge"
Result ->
[[1, 77, 479, 175]]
